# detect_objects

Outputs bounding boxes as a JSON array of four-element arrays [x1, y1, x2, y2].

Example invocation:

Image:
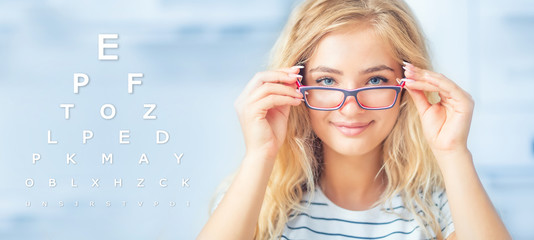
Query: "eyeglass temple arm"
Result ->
[[399, 79, 406, 88], [296, 79, 303, 89], [396, 78, 407, 88]]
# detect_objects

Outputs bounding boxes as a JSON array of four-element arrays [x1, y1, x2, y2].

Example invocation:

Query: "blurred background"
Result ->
[[0, 0, 532, 239]]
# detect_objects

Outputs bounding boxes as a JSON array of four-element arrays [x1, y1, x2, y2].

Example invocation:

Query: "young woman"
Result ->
[[198, 0, 511, 239]]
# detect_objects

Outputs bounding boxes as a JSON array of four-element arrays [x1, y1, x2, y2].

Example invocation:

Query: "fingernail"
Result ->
[[402, 61, 410, 66], [291, 65, 305, 69], [289, 74, 303, 79], [403, 66, 414, 73], [402, 78, 415, 83]]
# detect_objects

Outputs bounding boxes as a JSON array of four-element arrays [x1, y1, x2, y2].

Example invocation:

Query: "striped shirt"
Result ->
[[281, 187, 454, 240], [210, 187, 454, 240]]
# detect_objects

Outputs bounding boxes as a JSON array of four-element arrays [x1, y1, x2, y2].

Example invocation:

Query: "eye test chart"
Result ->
[[29, 36, 191, 202], [0, 27, 244, 240], [0, 1, 286, 239], [1, 32, 209, 239]]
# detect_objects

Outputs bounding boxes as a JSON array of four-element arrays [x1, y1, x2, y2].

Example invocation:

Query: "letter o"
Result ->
[[25, 178, 34, 188], [100, 104, 116, 120]]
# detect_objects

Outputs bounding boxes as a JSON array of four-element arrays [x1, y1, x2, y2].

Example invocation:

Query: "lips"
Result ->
[[331, 121, 373, 136]]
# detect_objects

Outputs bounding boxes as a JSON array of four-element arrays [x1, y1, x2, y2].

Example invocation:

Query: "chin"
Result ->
[[326, 137, 378, 157]]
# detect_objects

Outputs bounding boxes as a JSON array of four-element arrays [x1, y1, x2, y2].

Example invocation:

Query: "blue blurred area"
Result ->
[[0, 0, 533, 239]]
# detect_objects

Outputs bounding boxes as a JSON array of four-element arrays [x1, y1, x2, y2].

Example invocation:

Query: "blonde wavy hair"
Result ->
[[211, 0, 447, 239]]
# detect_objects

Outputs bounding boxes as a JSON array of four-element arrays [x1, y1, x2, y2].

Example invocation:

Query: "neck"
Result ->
[[319, 143, 386, 211]]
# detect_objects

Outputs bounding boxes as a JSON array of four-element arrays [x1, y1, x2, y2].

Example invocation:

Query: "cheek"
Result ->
[[308, 109, 330, 135], [375, 105, 401, 136]]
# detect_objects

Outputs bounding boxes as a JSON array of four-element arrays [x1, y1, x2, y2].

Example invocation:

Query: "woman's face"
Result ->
[[303, 24, 404, 158]]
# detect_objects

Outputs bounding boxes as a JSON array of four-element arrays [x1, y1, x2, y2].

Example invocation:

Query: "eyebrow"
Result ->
[[308, 65, 395, 75], [309, 66, 343, 75], [361, 65, 395, 74]]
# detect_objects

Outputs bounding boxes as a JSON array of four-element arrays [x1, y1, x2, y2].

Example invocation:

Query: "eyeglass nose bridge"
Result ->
[[339, 89, 367, 110]]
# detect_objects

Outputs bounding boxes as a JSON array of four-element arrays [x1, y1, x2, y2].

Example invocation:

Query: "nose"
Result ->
[[339, 95, 366, 113]]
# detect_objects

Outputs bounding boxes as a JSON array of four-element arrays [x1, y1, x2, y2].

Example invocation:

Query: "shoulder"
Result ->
[[407, 188, 449, 212], [431, 188, 449, 209], [430, 188, 455, 239]]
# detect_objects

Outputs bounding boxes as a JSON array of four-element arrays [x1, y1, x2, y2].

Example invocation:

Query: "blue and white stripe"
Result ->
[[281, 188, 454, 240]]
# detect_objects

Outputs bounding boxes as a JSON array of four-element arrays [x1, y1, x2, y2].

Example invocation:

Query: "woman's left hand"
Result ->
[[401, 62, 474, 158]]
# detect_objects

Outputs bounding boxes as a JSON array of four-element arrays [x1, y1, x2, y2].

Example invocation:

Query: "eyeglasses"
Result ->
[[296, 79, 406, 111]]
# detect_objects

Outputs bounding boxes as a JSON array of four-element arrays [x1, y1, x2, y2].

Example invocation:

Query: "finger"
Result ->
[[249, 82, 303, 103], [404, 67, 472, 105], [260, 66, 305, 83], [419, 71, 473, 104], [254, 95, 302, 114], [405, 86, 431, 118], [236, 69, 302, 113], [242, 70, 303, 97], [403, 64, 459, 97], [403, 79, 451, 98], [279, 65, 305, 74]]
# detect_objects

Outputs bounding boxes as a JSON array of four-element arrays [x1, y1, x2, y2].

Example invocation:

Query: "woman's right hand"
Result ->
[[234, 66, 304, 161]]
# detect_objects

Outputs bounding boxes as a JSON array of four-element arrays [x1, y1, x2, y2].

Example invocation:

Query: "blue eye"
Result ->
[[316, 77, 336, 86], [368, 76, 388, 85]]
